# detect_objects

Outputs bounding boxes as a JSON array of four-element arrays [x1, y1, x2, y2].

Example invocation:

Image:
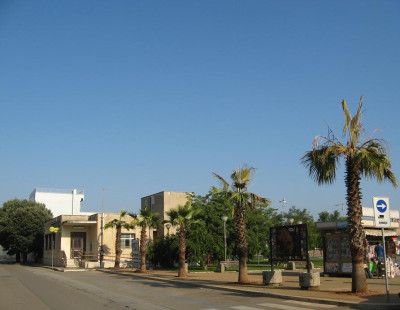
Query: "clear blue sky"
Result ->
[[1, 1, 399, 218]]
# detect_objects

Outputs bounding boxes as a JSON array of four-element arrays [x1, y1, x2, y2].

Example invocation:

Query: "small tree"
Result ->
[[105, 210, 134, 268], [318, 210, 346, 222], [130, 203, 162, 272], [245, 204, 273, 260], [186, 193, 233, 266], [165, 197, 200, 277], [0, 199, 53, 263], [148, 235, 179, 268]]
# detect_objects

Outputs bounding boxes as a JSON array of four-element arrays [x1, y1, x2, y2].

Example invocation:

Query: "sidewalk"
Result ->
[[97, 268, 400, 309]]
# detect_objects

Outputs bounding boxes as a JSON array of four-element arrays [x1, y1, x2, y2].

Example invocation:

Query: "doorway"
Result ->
[[71, 232, 86, 258]]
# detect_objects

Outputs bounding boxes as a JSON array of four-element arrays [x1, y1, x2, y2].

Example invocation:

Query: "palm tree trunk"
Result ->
[[140, 226, 147, 272], [178, 227, 187, 277], [115, 226, 122, 268], [346, 157, 367, 293], [235, 202, 249, 284]]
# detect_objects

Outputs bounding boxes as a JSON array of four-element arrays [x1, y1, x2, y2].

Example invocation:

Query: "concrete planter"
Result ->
[[299, 272, 320, 290], [217, 262, 226, 273], [262, 270, 282, 286]]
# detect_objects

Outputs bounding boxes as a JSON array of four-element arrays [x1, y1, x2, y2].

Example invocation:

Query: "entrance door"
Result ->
[[71, 232, 86, 258]]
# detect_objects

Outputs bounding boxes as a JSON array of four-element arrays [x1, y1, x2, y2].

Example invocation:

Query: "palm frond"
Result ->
[[120, 209, 127, 218], [250, 193, 271, 208], [301, 146, 340, 185], [349, 96, 364, 146], [313, 134, 343, 150], [232, 165, 254, 190], [104, 219, 118, 229], [212, 172, 229, 191], [128, 212, 138, 220], [356, 144, 398, 187], [341, 99, 352, 136], [210, 186, 224, 195]]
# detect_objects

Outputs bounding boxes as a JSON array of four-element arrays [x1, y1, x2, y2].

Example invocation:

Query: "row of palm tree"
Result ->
[[105, 166, 269, 284], [106, 97, 397, 294], [105, 198, 202, 277], [105, 204, 161, 271]]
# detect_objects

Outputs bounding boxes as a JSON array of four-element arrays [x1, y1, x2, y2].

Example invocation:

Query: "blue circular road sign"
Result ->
[[376, 199, 387, 213]]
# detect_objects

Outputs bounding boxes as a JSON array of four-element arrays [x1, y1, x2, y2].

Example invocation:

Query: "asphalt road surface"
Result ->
[[0, 264, 351, 310]]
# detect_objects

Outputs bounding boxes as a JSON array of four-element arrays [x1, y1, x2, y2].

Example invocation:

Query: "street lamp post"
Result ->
[[101, 188, 105, 264], [279, 198, 287, 215], [49, 226, 59, 269], [221, 215, 228, 262], [166, 223, 171, 236]]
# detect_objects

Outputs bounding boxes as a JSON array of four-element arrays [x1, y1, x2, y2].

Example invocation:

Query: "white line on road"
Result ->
[[283, 300, 336, 308], [232, 306, 264, 310], [258, 302, 312, 310]]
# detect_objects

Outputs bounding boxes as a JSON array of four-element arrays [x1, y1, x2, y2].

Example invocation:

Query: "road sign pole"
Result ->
[[381, 228, 389, 300]]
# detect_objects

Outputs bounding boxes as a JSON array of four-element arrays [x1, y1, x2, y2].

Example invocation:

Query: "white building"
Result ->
[[30, 188, 91, 217]]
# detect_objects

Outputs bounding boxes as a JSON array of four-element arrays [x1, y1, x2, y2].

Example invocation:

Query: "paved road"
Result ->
[[0, 264, 352, 310]]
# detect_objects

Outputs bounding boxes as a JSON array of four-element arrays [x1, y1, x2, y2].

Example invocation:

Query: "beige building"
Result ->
[[43, 191, 190, 268], [141, 191, 189, 238], [43, 213, 140, 268]]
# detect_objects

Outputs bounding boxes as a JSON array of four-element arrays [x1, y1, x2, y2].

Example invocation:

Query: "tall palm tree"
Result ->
[[130, 203, 162, 273], [212, 165, 270, 284], [165, 197, 200, 277], [105, 209, 134, 268], [302, 97, 397, 293]]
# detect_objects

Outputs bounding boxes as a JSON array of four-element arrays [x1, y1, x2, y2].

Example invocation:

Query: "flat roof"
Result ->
[[31, 188, 84, 195], [62, 220, 97, 226]]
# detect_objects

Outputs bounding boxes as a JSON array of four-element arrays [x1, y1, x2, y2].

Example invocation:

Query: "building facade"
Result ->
[[43, 213, 140, 268], [43, 190, 190, 268], [141, 191, 189, 238]]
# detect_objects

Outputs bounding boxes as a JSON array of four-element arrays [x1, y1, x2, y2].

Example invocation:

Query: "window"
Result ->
[[45, 234, 50, 250], [45, 234, 55, 250], [121, 233, 135, 248]]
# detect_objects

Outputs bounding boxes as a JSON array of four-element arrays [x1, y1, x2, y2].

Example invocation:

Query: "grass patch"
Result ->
[[311, 258, 323, 267]]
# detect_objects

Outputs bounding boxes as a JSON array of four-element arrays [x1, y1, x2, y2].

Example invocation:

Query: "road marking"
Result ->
[[283, 300, 336, 308], [258, 302, 312, 310], [232, 306, 263, 310]]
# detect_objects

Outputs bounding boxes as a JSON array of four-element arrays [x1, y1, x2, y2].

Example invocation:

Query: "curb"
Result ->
[[97, 269, 400, 309]]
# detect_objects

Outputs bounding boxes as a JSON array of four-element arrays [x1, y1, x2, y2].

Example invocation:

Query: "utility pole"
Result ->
[[279, 198, 287, 215], [335, 203, 345, 217], [100, 188, 105, 264]]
